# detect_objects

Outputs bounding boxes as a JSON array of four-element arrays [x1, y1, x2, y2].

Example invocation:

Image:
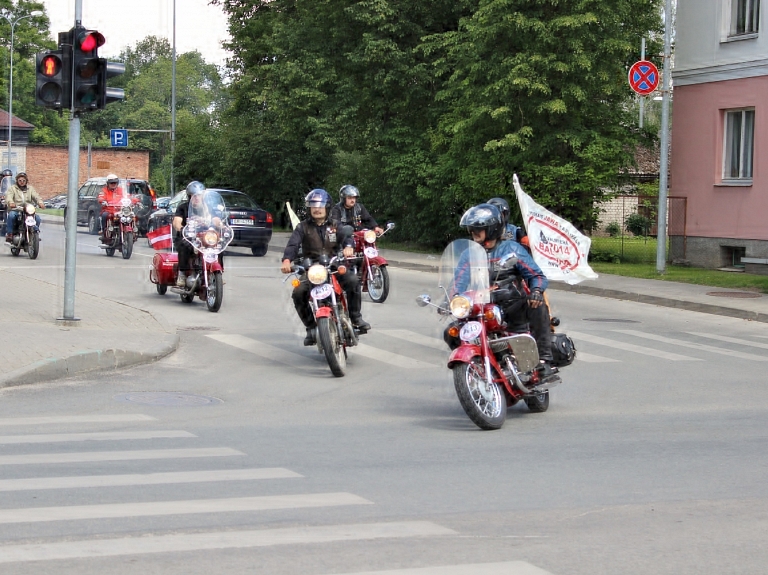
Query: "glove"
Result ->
[[528, 289, 544, 306]]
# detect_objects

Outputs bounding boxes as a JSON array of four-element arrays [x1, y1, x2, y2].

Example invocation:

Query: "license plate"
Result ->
[[231, 218, 253, 225], [25, 216, 36, 226], [311, 284, 333, 300], [364, 247, 378, 258], [460, 321, 483, 342]]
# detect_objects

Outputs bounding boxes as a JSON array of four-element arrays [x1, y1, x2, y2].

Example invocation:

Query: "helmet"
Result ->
[[1, 169, 12, 178], [305, 188, 331, 209], [339, 185, 359, 201], [106, 174, 119, 184], [459, 203, 504, 242], [487, 197, 510, 225], [186, 181, 205, 197], [16, 172, 27, 181]]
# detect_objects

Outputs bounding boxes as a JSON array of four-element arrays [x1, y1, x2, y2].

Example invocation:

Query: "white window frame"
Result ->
[[728, 0, 761, 37], [722, 108, 755, 184]]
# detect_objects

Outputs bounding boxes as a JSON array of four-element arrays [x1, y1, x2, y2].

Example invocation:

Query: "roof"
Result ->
[[0, 109, 34, 130]]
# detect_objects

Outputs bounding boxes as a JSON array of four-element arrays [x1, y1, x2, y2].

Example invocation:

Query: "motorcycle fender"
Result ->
[[367, 256, 387, 267], [447, 344, 482, 368], [207, 260, 224, 273], [315, 307, 333, 320]]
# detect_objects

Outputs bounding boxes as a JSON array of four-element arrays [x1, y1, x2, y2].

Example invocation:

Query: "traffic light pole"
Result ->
[[60, 0, 82, 322]]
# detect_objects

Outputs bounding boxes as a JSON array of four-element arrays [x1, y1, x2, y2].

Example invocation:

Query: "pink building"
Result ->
[[671, 0, 768, 271]]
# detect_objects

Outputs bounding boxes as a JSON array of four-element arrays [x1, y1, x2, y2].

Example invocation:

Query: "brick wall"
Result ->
[[25, 145, 150, 199]]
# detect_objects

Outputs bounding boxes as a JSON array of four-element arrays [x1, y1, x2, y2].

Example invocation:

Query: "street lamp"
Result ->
[[0, 8, 43, 172]]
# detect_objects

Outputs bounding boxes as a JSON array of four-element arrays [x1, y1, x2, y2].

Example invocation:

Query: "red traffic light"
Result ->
[[77, 30, 105, 53], [40, 54, 61, 77]]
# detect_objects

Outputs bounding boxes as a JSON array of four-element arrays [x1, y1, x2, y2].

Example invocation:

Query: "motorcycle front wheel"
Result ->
[[317, 316, 346, 377], [206, 271, 223, 312], [27, 232, 39, 260], [367, 264, 390, 303], [121, 232, 133, 259], [453, 359, 507, 430]]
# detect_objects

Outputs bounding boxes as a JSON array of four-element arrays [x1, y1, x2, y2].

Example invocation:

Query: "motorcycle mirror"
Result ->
[[318, 254, 330, 266], [499, 253, 518, 269], [386, 222, 395, 230], [415, 294, 431, 307], [301, 257, 313, 269]]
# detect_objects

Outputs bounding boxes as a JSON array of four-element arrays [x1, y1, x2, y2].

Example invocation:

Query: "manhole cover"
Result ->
[[177, 326, 221, 332], [114, 392, 223, 407], [706, 291, 762, 299], [582, 318, 641, 323]]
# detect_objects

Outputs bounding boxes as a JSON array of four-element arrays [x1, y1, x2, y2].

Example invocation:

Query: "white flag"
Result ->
[[513, 174, 598, 285], [286, 201, 301, 230]]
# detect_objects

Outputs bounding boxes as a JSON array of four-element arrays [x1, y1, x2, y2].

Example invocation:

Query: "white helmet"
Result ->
[[106, 174, 119, 184]]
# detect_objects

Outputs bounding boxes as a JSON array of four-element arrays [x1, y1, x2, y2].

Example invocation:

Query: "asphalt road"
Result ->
[[0, 223, 766, 574]]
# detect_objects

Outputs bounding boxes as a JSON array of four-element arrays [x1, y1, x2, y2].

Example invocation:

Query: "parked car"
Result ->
[[147, 188, 273, 256], [44, 194, 67, 209], [67, 177, 155, 235]]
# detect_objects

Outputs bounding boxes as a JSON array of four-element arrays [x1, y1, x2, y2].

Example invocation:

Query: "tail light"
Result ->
[[266, 212, 273, 223]]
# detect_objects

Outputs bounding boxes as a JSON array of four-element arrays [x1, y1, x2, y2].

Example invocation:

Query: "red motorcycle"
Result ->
[[351, 221, 395, 303], [417, 239, 574, 430], [100, 195, 137, 259], [287, 255, 360, 377], [149, 189, 233, 312]]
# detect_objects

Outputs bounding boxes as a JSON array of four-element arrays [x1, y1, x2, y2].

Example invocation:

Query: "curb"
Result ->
[[0, 334, 180, 389]]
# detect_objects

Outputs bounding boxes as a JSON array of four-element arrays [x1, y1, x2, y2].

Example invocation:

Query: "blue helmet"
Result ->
[[305, 188, 331, 209], [186, 181, 205, 198]]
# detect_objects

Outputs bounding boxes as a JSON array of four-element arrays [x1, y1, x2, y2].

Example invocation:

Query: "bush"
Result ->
[[605, 221, 621, 237], [589, 249, 622, 264], [625, 213, 652, 237]]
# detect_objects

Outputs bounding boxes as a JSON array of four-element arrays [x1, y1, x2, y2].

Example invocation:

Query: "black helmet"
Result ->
[[487, 197, 510, 226], [459, 203, 504, 242], [186, 181, 205, 197], [339, 184, 359, 201], [305, 188, 331, 209], [1, 169, 12, 178]]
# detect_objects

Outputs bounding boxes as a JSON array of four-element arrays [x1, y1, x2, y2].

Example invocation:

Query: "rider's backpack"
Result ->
[[550, 332, 576, 367]]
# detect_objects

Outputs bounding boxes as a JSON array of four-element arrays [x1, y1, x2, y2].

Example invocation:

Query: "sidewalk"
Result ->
[[3, 221, 766, 389]]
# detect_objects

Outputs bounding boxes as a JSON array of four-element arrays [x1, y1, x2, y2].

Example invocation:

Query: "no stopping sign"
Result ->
[[628, 60, 660, 96]]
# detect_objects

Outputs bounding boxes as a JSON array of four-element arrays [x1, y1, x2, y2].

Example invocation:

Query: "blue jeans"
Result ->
[[6, 211, 41, 235]]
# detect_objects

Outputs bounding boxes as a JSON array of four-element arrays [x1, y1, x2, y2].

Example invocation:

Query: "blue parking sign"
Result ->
[[110, 129, 128, 147]]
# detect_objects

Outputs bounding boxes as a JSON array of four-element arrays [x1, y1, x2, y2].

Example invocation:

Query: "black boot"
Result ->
[[537, 360, 558, 379], [303, 327, 316, 346], [351, 315, 371, 332]]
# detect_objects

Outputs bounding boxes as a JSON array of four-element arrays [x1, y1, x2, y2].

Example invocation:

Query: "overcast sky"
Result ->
[[40, 0, 232, 66]]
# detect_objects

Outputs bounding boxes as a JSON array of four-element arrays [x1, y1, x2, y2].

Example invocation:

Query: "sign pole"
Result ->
[[639, 38, 645, 129], [656, 0, 673, 274]]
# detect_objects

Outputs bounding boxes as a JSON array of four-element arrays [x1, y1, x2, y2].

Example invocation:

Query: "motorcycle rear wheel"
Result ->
[[317, 316, 346, 377], [453, 359, 507, 430], [156, 284, 167, 295], [121, 232, 133, 259], [524, 391, 549, 413], [367, 264, 389, 303], [206, 271, 223, 312], [27, 232, 39, 260]]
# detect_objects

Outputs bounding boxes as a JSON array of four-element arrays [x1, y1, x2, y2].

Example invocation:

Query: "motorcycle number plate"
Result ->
[[24, 216, 36, 226], [203, 251, 218, 263], [364, 247, 378, 258], [459, 321, 483, 342], [311, 284, 333, 300]]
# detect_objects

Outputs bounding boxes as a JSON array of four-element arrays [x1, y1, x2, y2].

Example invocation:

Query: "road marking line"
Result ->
[[0, 414, 156, 427], [206, 333, 311, 366], [575, 352, 620, 363], [0, 430, 195, 445], [568, 331, 700, 361], [0, 521, 454, 564], [0, 447, 243, 466], [378, 329, 447, 351], [0, 492, 372, 524], [0, 468, 302, 492], [330, 561, 554, 574], [355, 343, 439, 369], [687, 332, 768, 350], [615, 329, 768, 361]]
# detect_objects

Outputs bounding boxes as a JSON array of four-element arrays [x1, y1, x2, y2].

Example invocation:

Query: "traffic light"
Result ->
[[98, 59, 125, 108], [71, 27, 104, 111], [35, 49, 71, 109]]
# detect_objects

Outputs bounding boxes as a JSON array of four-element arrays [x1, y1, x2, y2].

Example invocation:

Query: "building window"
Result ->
[[731, 0, 760, 36], [723, 109, 755, 181]]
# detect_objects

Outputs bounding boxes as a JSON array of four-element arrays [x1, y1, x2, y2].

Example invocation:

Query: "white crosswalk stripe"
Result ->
[[0, 447, 243, 466], [0, 430, 195, 445], [568, 330, 700, 361], [575, 351, 620, 363], [615, 329, 768, 361], [328, 562, 554, 575], [206, 333, 312, 367], [687, 332, 768, 351], [0, 414, 156, 427], [355, 343, 438, 369]]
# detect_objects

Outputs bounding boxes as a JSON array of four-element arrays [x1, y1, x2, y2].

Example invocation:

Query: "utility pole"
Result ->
[[656, 0, 673, 274]]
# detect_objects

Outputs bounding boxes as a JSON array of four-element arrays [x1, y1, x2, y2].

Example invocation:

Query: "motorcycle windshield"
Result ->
[[0, 175, 11, 196], [438, 239, 490, 304], [182, 190, 233, 256]]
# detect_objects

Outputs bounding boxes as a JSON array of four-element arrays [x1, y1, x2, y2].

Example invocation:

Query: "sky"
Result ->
[[40, 0, 232, 67]]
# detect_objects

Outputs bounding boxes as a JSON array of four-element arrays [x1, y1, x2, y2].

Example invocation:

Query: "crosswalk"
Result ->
[[0, 413, 558, 573], [205, 326, 768, 369]]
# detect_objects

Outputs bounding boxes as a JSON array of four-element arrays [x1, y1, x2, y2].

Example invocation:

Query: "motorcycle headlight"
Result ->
[[24, 204, 35, 215], [364, 230, 377, 244], [121, 206, 132, 216], [450, 295, 472, 319], [203, 230, 219, 247], [307, 264, 328, 285]]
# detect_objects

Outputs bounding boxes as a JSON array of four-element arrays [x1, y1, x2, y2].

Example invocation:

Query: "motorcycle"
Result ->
[[351, 222, 395, 303], [132, 192, 154, 237], [416, 239, 574, 430], [286, 255, 362, 377], [100, 196, 136, 259], [7, 203, 40, 259], [149, 189, 233, 312]]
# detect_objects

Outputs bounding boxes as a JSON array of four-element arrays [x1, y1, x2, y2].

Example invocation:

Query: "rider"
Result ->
[[5, 172, 44, 242], [98, 174, 124, 241], [487, 197, 523, 244], [281, 188, 371, 346], [449, 203, 556, 376], [329, 185, 383, 235]]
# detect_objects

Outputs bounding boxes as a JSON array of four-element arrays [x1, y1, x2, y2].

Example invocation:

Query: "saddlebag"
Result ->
[[550, 332, 576, 367], [151, 252, 178, 285]]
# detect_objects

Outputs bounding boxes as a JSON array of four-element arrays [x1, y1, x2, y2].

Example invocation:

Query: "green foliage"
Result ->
[[605, 221, 621, 237], [625, 212, 652, 236]]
